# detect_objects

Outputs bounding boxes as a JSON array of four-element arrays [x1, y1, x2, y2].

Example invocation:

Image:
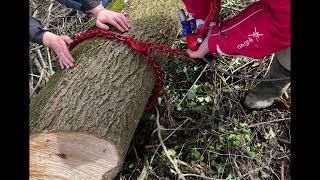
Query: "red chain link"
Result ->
[[69, 29, 196, 111]]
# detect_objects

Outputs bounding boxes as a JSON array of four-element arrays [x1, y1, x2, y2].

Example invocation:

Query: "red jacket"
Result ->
[[182, 0, 290, 59]]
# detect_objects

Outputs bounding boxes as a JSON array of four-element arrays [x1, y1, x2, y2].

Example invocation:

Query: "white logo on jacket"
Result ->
[[237, 27, 263, 49], [249, 27, 263, 42]]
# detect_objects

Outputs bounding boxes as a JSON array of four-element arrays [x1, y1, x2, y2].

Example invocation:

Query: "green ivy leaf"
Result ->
[[233, 118, 239, 126], [187, 91, 196, 100], [233, 85, 241, 90], [170, 168, 177, 175], [204, 96, 212, 102], [226, 174, 235, 180], [233, 140, 241, 146], [183, 66, 188, 73], [192, 84, 200, 91], [245, 134, 251, 140], [216, 164, 225, 174], [197, 97, 204, 102], [166, 149, 176, 157], [190, 101, 197, 107], [260, 170, 270, 178], [251, 111, 257, 116], [240, 122, 248, 127], [191, 148, 201, 160], [219, 123, 225, 132], [264, 128, 276, 140]]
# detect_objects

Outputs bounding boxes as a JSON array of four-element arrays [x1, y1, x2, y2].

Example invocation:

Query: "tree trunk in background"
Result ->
[[29, 0, 184, 179]]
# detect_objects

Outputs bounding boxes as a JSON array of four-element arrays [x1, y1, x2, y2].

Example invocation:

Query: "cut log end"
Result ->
[[30, 132, 119, 180]]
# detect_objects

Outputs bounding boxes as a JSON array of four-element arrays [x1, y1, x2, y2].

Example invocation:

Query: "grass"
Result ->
[[29, 0, 291, 179]]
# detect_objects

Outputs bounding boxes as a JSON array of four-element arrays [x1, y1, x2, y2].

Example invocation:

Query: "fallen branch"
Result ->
[[236, 166, 265, 180], [137, 160, 149, 180], [155, 108, 216, 180], [150, 117, 190, 165], [155, 107, 186, 180], [233, 159, 243, 177], [281, 161, 285, 180], [178, 174, 214, 180], [248, 118, 290, 128], [36, 48, 49, 82], [30, 69, 45, 97], [264, 54, 274, 77], [46, 47, 54, 75]]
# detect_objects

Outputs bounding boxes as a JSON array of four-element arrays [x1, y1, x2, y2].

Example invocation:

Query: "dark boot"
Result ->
[[243, 54, 290, 109]]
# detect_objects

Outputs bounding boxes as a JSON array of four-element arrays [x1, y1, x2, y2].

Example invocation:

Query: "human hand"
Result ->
[[186, 34, 210, 59], [90, 4, 131, 32], [43, 32, 75, 69]]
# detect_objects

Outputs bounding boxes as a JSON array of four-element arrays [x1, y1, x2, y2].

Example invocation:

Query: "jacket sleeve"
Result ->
[[55, 0, 101, 12], [29, 16, 48, 45], [79, 0, 101, 11], [207, 0, 291, 59], [182, 0, 221, 21], [29, 1, 102, 44]]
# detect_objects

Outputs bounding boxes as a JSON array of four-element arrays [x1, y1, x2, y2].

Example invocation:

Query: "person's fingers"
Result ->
[[187, 49, 204, 59], [59, 60, 65, 69], [55, 47, 73, 69], [50, 36, 75, 70], [60, 54, 74, 69], [186, 49, 196, 58], [61, 43, 75, 63], [188, 50, 207, 59], [186, 38, 210, 59], [96, 20, 110, 31], [120, 14, 131, 28], [61, 57, 70, 69], [64, 63, 70, 69], [64, 59, 73, 69], [109, 19, 125, 32], [114, 16, 129, 31], [60, 35, 73, 45], [62, 57, 74, 68], [57, 53, 71, 69]]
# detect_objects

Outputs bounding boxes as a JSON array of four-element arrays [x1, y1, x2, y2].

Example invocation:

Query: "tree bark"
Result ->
[[29, 0, 184, 179]]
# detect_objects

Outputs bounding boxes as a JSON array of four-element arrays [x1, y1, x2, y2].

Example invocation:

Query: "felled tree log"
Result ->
[[29, 0, 184, 179]]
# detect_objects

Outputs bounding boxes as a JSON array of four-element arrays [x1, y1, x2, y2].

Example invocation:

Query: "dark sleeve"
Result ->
[[29, 16, 48, 45], [55, 0, 101, 12], [79, 0, 101, 11]]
